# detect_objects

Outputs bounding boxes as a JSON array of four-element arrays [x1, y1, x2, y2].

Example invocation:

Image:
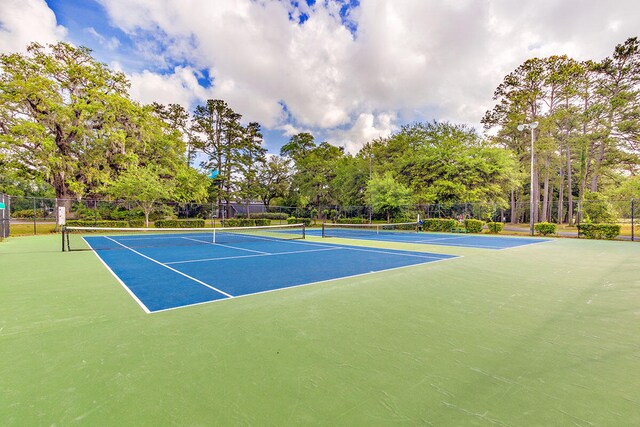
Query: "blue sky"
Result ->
[[2, 0, 639, 156]]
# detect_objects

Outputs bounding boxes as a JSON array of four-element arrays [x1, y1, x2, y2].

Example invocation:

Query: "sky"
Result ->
[[1, 0, 639, 155]]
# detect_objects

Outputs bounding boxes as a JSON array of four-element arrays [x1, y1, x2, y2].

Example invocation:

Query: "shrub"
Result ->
[[464, 219, 484, 233], [582, 191, 616, 223], [422, 218, 457, 232], [336, 217, 366, 224], [578, 223, 621, 239], [253, 212, 288, 220], [225, 218, 272, 227], [287, 217, 312, 226], [66, 220, 129, 227], [128, 219, 145, 228], [155, 219, 205, 228], [486, 222, 504, 233], [534, 222, 556, 236], [11, 209, 47, 219], [599, 224, 622, 239]]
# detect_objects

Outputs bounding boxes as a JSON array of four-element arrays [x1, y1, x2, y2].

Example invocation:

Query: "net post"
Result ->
[[322, 222, 325, 238], [213, 228, 216, 244], [61, 226, 66, 252], [302, 223, 306, 239]]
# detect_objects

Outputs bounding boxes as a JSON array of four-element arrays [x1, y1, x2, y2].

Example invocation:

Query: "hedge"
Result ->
[[534, 222, 556, 236], [65, 220, 129, 227], [155, 219, 205, 228], [486, 222, 504, 233], [464, 219, 484, 233], [577, 223, 621, 239], [11, 209, 50, 219], [422, 218, 457, 232], [336, 217, 367, 224], [237, 212, 289, 220], [225, 218, 272, 227], [286, 217, 312, 226], [128, 219, 145, 228]]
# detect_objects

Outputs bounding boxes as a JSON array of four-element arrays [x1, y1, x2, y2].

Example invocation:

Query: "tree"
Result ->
[[236, 122, 266, 216], [279, 132, 315, 159], [330, 155, 369, 207], [192, 99, 251, 217], [105, 165, 174, 227], [171, 166, 210, 204], [255, 155, 291, 206], [482, 38, 640, 225], [368, 122, 518, 205], [366, 172, 413, 222], [152, 103, 197, 166], [282, 134, 345, 210], [0, 42, 133, 210]]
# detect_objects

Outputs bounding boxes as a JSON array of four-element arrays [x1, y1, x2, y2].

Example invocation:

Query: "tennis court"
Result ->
[[66, 225, 458, 312], [318, 222, 549, 249], [3, 231, 639, 425]]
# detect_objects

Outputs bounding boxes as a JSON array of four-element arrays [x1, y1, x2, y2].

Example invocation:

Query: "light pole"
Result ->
[[517, 121, 538, 236], [368, 153, 373, 223]]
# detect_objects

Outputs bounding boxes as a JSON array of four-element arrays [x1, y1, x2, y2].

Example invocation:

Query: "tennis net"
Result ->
[[62, 223, 306, 251], [321, 222, 418, 238]]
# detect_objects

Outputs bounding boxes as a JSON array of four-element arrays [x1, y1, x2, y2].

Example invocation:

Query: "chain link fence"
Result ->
[[5, 195, 638, 241], [1, 194, 9, 240]]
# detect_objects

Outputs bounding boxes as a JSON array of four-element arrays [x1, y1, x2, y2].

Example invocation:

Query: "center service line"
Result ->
[[104, 236, 234, 298]]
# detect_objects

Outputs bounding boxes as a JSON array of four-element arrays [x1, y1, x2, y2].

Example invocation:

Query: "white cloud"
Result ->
[[0, 0, 67, 53], [330, 112, 397, 154], [84, 27, 121, 51], [95, 0, 640, 151], [127, 66, 214, 109]]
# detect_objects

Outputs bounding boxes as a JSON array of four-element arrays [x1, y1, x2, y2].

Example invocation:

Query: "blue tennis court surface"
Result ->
[[86, 234, 458, 313], [313, 228, 548, 249]]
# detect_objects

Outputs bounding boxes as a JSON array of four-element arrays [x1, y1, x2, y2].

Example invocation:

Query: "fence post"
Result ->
[[32, 197, 37, 235], [576, 201, 581, 238], [6, 195, 10, 239], [0, 194, 9, 239], [54, 199, 59, 233], [632, 199, 635, 242]]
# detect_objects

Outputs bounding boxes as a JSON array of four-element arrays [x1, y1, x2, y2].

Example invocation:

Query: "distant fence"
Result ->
[[0, 194, 9, 240], [5, 195, 638, 241]]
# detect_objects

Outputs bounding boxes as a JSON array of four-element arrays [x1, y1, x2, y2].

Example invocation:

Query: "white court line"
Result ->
[[201, 233, 451, 260], [409, 236, 470, 242], [335, 245, 454, 260], [317, 230, 553, 250], [495, 239, 553, 251], [165, 246, 342, 265], [83, 237, 152, 314], [103, 236, 235, 298], [86, 234, 461, 314], [180, 236, 270, 254], [115, 234, 210, 241], [150, 254, 463, 314]]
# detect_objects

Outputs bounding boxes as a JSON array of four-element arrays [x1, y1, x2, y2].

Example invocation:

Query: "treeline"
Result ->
[[1, 38, 638, 224], [483, 37, 640, 224]]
